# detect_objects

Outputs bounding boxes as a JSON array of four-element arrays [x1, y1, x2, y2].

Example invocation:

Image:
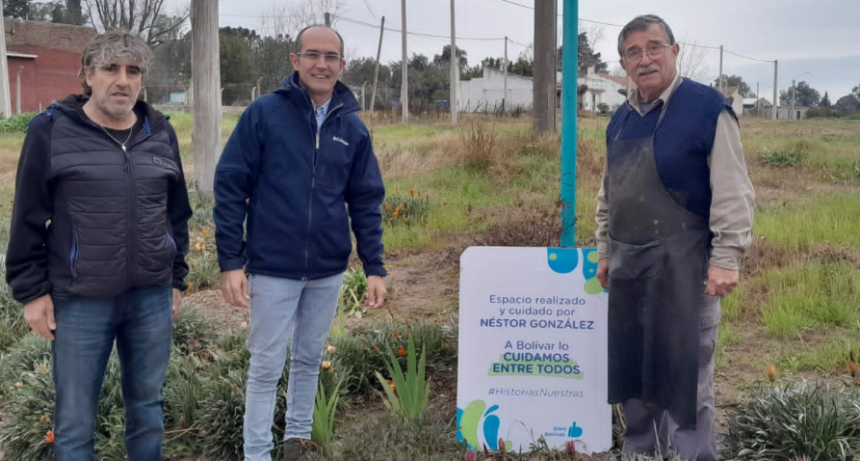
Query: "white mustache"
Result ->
[[636, 65, 660, 76]]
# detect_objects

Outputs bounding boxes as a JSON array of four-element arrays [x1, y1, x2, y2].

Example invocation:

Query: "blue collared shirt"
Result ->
[[314, 99, 331, 133]]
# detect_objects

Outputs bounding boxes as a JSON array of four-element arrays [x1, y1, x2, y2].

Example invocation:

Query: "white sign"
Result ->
[[457, 246, 612, 454]]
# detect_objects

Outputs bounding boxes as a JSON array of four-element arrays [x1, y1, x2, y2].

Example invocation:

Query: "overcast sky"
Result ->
[[184, 0, 858, 101]]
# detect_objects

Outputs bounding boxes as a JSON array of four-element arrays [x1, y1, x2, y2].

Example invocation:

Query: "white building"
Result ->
[[456, 67, 534, 113], [578, 73, 630, 113]]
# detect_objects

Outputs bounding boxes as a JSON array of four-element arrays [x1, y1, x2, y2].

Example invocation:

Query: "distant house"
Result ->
[[5, 18, 97, 114], [577, 73, 629, 113], [457, 67, 535, 113], [716, 86, 744, 116]]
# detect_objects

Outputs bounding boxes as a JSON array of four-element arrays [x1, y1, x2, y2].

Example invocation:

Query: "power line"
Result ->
[[361, 0, 379, 21], [723, 49, 774, 63], [339, 16, 502, 41]]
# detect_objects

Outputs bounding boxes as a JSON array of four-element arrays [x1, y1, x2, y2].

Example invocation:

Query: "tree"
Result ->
[[853, 83, 860, 100], [84, 0, 188, 47], [676, 40, 709, 82], [557, 32, 608, 76], [820, 92, 831, 108], [712, 74, 751, 97], [433, 44, 468, 69], [219, 27, 259, 104], [779, 81, 820, 107], [66, 0, 83, 24], [342, 57, 390, 87], [3, 0, 31, 18], [834, 94, 860, 114]]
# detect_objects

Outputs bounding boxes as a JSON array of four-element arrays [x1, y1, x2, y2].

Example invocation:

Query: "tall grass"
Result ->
[[755, 194, 860, 250]]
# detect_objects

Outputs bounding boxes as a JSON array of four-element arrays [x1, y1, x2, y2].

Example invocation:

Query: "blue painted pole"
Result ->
[[560, 0, 578, 246]]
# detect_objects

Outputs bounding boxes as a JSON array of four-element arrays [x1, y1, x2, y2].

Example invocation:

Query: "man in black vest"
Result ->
[[594, 15, 754, 460], [6, 30, 192, 461]]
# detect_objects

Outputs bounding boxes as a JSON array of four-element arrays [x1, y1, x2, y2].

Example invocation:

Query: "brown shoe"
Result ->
[[281, 438, 317, 461]]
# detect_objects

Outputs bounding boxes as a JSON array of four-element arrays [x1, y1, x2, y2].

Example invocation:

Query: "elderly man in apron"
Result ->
[[593, 15, 755, 461]]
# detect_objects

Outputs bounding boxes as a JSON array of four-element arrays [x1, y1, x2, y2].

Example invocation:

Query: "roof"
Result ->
[[599, 74, 632, 87], [4, 18, 96, 55], [717, 86, 740, 98]]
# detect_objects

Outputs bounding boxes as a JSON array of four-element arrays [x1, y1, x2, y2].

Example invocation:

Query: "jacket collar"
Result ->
[[52, 94, 165, 134], [276, 72, 360, 116]]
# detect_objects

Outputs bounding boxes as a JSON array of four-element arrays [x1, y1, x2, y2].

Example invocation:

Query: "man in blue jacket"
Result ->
[[214, 25, 387, 461]]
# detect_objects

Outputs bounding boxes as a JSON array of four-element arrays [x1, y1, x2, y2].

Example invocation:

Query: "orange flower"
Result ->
[[45, 430, 54, 444], [386, 379, 396, 391], [186, 283, 193, 292], [392, 210, 399, 217], [321, 360, 332, 370], [395, 186, 400, 192], [398, 347, 407, 357], [371, 345, 379, 352], [766, 364, 777, 382], [409, 189, 414, 196], [385, 204, 392, 211], [393, 332, 400, 339], [202, 230, 211, 237]]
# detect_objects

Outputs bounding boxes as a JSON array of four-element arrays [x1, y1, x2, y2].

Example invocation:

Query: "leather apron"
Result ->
[[605, 103, 710, 430]]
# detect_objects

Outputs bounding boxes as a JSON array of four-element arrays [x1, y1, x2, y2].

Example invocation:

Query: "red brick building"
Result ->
[[4, 18, 96, 114]]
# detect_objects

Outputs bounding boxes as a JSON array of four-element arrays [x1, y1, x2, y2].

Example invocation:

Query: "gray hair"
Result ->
[[295, 25, 345, 57], [78, 30, 153, 96], [617, 15, 676, 56]]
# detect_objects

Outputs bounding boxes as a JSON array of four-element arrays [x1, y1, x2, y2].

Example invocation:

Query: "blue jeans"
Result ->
[[51, 284, 173, 461], [243, 273, 342, 461]]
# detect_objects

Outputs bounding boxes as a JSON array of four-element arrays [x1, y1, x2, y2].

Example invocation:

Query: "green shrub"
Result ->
[[0, 361, 55, 461], [0, 334, 52, 398], [759, 144, 808, 167], [0, 112, 37, 133], [375, 334, 430, 421], [172, 303, 217, 352], [723, 380, 860, 460]]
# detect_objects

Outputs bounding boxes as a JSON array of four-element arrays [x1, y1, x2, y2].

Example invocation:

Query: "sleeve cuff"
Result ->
[[363, 264, 387, 278], [708, 247, 743, 271], [219, 258, 245, 272], [17, 281, 52, 304], [597, 240, 609, 260]]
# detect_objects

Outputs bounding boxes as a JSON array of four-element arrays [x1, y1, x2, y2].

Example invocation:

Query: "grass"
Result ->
[[759, 262, 860, 337], [754, 193, 860, 250]]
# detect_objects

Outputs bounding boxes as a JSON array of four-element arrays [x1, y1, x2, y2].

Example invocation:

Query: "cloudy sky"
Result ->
[[186, 0, 857, 101]]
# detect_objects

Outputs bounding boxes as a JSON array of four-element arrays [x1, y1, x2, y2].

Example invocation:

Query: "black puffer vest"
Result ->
[[46, 97, 181, 298]]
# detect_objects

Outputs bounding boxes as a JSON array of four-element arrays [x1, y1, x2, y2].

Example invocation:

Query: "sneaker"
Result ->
[[281, 438, 316, 461]]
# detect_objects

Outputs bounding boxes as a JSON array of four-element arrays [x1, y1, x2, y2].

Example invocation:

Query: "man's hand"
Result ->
[[365, 275, 387, 309], [221, 269, 250, 308], [597, 258, 609, 289], [172, 288, 182, 317], [705, 265, 739, 298], [24, 294, 55, 340]]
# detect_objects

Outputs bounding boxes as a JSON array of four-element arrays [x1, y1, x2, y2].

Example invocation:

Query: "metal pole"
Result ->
[[400, 0, 408, 123], [0, 1, 13, 118], [532, 0, 555, 133], [16, 66, 22, 114], [756, 82, 760, 116], [503, 36, 508, 114], [449, 0, 457, 124], [791, 79, 795, 121], [370, 16, 385, 113], [718, 45, 723, 94], [560, 0, 578, 246], [324, 12, 331, 27], [772, 60, 778, 120]]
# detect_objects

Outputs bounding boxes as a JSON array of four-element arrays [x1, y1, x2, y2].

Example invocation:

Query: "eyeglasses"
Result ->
[[295, 51, 342, 64], [622, 43, 671, 63]]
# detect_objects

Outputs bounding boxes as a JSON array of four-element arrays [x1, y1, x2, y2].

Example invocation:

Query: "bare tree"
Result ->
[[258, 0, 347, 40], [84, 0, 189, 47], [676, 39, 710, 83]]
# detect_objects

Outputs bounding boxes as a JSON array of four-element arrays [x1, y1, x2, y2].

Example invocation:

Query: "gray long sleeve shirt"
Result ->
[[594, 74, 755, 271]]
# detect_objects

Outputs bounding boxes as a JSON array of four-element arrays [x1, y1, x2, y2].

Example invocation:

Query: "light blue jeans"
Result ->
[[243, 273, 343, 461]]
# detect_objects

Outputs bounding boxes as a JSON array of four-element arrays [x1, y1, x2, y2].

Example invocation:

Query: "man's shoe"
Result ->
[[281, 437, 316, 461]]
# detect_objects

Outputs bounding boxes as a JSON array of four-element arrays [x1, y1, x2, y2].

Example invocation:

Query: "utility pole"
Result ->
[[559, 0, 579, 246], [16, 66, 22, 114], [772, 60, 778, 120], [191, 0, 221, 197], [400, 0, 408, 123], [718, 45, 724, 94], [324, 12, 331, 27], [791, 79, 796, 121], [449, 0, 458, 124], [0, 0, 12, 118], [370, 16, 385, 113], [756, 81, 760, 116], [532, 0, 556, 134], [503, 36, 508, 114]]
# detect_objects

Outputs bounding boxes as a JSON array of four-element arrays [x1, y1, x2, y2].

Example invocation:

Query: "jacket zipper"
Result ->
[[121, 143, 137, 288], [303, 102, 343, 281]]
